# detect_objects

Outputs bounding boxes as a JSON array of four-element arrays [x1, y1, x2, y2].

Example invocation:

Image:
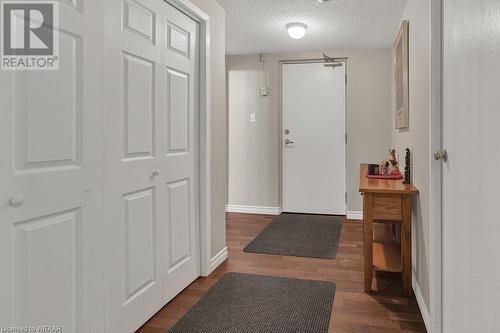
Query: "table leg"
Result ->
[[402, 195, 413, 297], [363, 193, 374, 293]]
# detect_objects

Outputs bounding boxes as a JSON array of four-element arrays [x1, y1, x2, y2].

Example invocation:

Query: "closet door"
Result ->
[[104, 0, 164, 331], [0, 1, 105, 332], [160, 1, 200, 303], [104, 1, 200, 331]]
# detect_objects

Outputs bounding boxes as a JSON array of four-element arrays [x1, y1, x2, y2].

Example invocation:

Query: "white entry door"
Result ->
[[104, 0, 200, 331], [442, 0, 500, 331], [282, 62, 346, 215], [0, 2, 104, 332]]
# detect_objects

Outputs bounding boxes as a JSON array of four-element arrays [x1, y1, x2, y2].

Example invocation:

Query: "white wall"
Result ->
[[390, 0, 432, 323], [227, 49, 392, 214], [190, 0, 227, 258]]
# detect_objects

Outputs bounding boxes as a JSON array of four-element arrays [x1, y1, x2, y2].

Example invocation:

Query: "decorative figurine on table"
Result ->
[[379, 149, 401, 176], [403, 148, 411, 184]]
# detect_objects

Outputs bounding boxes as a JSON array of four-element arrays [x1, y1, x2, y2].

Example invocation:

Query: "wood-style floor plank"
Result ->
[[137, 213, 427, 333]]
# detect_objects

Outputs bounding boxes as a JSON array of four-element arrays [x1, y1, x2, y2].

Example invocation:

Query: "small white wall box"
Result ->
[[260, 86, 269, 96]]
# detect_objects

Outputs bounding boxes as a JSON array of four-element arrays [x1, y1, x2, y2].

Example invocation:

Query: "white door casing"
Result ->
[[0, 1, 104, 332], [281, 62, 346, 215], [429, 0, 443, 332], [104, 0, 200, 331]]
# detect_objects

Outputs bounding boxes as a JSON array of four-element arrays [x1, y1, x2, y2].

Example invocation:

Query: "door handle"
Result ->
[[152, 169, 160, 176], [285, 139, 294, 145], [9, 194, 25, 208], [434, 150, 448, 162]]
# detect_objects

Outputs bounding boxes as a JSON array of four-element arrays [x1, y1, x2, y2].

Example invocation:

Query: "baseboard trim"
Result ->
[[347, 211, 363, 220], [207, 247, 228, 275], [225, 205, 282, 215], [413, 274, 431, 332]]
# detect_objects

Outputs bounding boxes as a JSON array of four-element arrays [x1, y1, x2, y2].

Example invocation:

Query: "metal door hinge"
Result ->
[[434, 150, 448, 162]]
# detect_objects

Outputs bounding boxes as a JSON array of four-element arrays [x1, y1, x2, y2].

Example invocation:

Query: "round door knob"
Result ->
[[152, 169, 160, 176], [9, 194, 25, 208]]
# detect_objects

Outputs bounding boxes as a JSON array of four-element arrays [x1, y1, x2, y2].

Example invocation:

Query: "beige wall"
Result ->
[[227, 55, 276, 207], [390, 0, 431, 311], [190, 0, 227, 258], [227, 49, 392, 213]]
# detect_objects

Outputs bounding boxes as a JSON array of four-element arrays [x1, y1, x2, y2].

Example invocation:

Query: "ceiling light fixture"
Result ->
[[287, 22, 307, 39], [318, 0, 332, 3]]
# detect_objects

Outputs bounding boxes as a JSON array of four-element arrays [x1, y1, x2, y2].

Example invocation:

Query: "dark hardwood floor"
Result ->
[[137, 213, 427, 333]]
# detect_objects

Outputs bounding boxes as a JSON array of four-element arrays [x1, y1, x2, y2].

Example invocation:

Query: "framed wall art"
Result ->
[[395, 20, 409, 129]]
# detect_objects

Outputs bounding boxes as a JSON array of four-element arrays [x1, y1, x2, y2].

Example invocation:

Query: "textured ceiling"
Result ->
[[216, 0, 408, 54]]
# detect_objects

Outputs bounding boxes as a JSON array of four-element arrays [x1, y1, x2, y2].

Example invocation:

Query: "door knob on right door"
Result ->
[[9, 194, 25, 208], [434, 150, 448, 161]]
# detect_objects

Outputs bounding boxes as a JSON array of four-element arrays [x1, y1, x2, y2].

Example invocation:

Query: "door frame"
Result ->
[[430, 0, 443, 331], [165, 0, 212, 276], [278, 59, 348, 215]]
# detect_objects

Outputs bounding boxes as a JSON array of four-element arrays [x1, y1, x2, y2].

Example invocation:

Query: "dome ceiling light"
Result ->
[[287, 22, 307, 39]]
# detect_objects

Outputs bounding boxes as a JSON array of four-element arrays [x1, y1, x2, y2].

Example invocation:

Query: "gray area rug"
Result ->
[[168, 272, 336, 333], [243, 213, 344, 259]]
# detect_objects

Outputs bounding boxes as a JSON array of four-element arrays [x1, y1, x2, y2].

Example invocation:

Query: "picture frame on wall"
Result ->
[[395, 20, 409, 129]]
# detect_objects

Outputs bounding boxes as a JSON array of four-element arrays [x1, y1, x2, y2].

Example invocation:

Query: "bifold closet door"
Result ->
[[0, 1, 105, 332], [161, 1, 201, 303], [104, 0, 200, 331]]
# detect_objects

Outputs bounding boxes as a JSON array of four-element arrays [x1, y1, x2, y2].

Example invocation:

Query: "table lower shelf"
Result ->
[[372, 224, 402, 273], [373, 241, 402, 273]]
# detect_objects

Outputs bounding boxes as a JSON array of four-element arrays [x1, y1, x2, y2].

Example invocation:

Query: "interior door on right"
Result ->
[[282, 62, 346, 215], [442, 0, 500, 331]]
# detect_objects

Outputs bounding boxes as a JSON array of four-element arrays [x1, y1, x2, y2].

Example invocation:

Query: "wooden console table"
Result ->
[[358, 164, 418, 297]]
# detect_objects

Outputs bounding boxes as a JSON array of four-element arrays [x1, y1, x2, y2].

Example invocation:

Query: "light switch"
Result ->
[[250, 113, 256, 122]]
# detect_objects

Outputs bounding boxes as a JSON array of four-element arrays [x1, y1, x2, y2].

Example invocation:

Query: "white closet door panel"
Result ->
[[0, 2, 104, 332], [105, 1, 200, 331], [122, 52, 156, 159], [123, 0, 156, 43], [161, 2, 200, 303], [104, 0, 163, 331]]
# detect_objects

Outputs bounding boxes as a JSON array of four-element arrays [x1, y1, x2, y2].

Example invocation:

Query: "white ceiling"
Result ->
[[216, 0, 408, 55]]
